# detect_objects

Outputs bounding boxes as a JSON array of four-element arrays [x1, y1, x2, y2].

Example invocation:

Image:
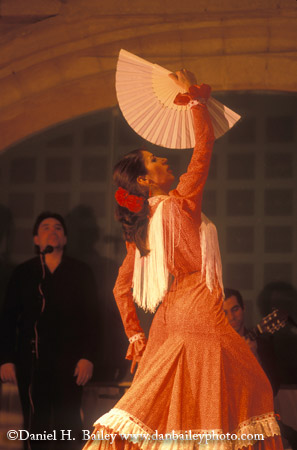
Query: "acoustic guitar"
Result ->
[[246, 309, 288, 341]]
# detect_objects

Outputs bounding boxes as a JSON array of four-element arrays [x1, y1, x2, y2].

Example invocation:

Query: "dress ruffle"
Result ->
[[84, 408, 281, 450]]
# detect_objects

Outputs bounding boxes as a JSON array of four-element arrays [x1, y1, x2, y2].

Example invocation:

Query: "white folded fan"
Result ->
[[116, 49, 241, 149]]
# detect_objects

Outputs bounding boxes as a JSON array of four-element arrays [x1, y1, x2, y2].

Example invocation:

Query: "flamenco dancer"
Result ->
[[83, 70, 282, 449]]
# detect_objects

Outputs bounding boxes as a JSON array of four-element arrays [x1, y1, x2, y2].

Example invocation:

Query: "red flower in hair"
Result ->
[[115, 187, 144, 213]]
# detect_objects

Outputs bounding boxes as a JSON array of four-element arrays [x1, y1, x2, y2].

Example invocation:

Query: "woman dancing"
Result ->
[[83, 70, 282, 449]]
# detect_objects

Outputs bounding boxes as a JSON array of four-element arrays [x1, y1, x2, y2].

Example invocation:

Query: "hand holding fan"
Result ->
[[116, 49, 241, 149]]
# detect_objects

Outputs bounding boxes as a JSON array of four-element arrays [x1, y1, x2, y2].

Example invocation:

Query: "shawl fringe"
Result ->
[[200, 213, 224, 294], [132, 199, 224, 311], [132, 197, 174, 313]]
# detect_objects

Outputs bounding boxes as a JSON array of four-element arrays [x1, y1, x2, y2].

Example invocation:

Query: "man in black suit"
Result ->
[[0, 212, 99, 449]]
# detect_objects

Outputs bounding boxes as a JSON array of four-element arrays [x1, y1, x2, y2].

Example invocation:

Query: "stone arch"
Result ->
[[0, 0, 296, 152]]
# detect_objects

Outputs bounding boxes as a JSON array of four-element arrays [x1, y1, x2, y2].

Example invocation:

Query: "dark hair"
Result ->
[[224, 288, 244, 309], [33, 211, 67, 236], [113, 149, 150, 256]]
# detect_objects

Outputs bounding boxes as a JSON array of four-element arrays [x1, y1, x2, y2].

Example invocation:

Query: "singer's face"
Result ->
[[34, 218, 67, 252]]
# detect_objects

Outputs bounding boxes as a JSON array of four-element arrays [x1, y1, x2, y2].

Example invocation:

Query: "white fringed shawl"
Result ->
[[132, 197, 173, 313], [200, 213, 224, 294], [132, 197, 223, 313]]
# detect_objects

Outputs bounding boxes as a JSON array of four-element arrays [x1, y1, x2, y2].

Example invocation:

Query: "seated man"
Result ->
[[224, 288, 297, 450], [223, 287, 280, 395], [0, 211, 100, 449]]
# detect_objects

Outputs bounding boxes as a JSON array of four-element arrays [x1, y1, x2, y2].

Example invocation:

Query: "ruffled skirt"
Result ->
[[83, 276, 282, 450]]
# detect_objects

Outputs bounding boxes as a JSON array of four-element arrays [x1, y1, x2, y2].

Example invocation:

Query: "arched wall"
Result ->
[[0, 0, 296, 153]]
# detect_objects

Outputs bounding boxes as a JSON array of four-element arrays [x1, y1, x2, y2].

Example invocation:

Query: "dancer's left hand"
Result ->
[[74, 358, 94, 385], [169, 69, 197, 91]]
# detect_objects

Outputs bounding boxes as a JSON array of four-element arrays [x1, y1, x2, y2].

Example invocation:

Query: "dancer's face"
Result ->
[[223, 296, 245, 336], [141, 151, 175, 194]]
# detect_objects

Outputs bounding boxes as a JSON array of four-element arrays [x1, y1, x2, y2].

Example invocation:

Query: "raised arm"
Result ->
[[169, 71, 215, 211]]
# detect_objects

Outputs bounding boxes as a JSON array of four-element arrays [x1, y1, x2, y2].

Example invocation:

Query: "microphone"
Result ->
[[40, 245, 54, 255]]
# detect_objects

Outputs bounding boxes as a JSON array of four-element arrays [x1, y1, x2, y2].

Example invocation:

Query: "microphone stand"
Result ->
[[28, 246, 54, 447]]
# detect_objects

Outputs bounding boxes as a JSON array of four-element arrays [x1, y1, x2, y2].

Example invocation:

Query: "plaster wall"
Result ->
[[0, 0, 296, 152]]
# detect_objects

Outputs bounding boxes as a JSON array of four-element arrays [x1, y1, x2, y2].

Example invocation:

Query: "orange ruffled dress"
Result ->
[[83, 87, 282, 450]]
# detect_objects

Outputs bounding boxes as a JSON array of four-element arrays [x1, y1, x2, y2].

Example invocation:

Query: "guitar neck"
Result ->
[[245, 309, 288, 341], [245, 324, 263, 341]]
